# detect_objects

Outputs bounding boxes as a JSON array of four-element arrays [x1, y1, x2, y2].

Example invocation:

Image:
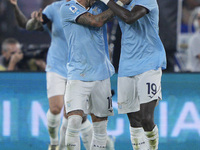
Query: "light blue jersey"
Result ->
[[118, 0, 166, 77], [43, 1, 68, 78], [60, 0, 115, 81]]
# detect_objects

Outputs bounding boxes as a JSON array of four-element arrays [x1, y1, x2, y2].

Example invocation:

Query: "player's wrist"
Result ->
[[100, 0, 110, 5], [116, 1, 124, 6]]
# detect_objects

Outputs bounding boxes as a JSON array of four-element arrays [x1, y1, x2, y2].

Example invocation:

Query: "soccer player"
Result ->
[[9, 0, 115, 150], [60, 0, 119, 149], [99, 0, 167, 149], [26, 3, 69, 150], [8, 0, 92, 150]]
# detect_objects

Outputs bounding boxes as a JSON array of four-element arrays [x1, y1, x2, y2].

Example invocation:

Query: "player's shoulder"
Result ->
[[46, 0, 64, 9], [60, 1, 84, 15], [134, 0, 157, 10], [135, 0, 157, 4], [43, 1, 57, 11], [43, 1, 63, 16], [61, 0, 78, 8]]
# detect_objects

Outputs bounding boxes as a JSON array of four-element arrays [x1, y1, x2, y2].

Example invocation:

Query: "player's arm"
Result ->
[[101, 0, 148, 24], [76, 9, 114, 27], [8, 0, 28, 28], [26, 9, 44, 31]]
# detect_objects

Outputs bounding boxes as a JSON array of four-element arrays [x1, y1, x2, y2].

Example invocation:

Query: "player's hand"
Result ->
[[8, 0, 17, 6], [119, 0, 131, 5], [31, 9, 43, 22]]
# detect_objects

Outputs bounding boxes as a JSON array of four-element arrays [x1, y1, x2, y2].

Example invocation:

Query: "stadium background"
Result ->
[[0, 0, 200, 149], [0, 73, 200, 150]]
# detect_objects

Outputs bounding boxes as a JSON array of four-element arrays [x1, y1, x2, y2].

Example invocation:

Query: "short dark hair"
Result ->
[[1, 38, 20, 52]]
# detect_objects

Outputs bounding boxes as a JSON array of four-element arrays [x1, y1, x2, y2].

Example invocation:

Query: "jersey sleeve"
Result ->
[[135, 0, 156, 12], [42, 4, 53, 23], [60, 3, 87, 23]]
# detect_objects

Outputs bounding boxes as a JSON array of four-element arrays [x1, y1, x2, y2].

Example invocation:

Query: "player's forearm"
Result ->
[[107, 1, 133, 24], [13, 5, 28, 28], [93, 9, 114, 27], [77, 9, 114, 27], [107, 1, 147, 24], [26, 18, 43, 31]]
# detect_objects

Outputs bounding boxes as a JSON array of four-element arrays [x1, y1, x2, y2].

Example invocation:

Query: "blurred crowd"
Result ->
[[1, 0, 200, 72], [175, 0, 200, 72], [0, 37, 47, 71]]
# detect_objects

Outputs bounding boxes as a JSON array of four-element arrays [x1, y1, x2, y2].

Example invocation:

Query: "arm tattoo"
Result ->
[[96, 9, 114, 24], [77, 12, 94, 26], [77, 9, 114, 27]]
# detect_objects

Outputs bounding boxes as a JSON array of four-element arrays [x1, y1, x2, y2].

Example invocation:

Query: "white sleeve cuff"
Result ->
[[116, 1, 124, 7], [100, 0, 110, 5]]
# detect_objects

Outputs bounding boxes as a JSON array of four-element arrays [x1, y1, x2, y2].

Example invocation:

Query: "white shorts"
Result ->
[[46, 72, 67, 98], [64, 78, 114, 117], [118, 68, 162, 114]]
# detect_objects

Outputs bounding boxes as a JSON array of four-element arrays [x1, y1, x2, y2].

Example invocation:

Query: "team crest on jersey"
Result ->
[[69, 5, 78, 13]]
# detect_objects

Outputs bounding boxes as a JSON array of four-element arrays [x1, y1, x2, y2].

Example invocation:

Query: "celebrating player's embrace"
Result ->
[[9, 0, 166, 149], [60, 0, 116, 149]]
